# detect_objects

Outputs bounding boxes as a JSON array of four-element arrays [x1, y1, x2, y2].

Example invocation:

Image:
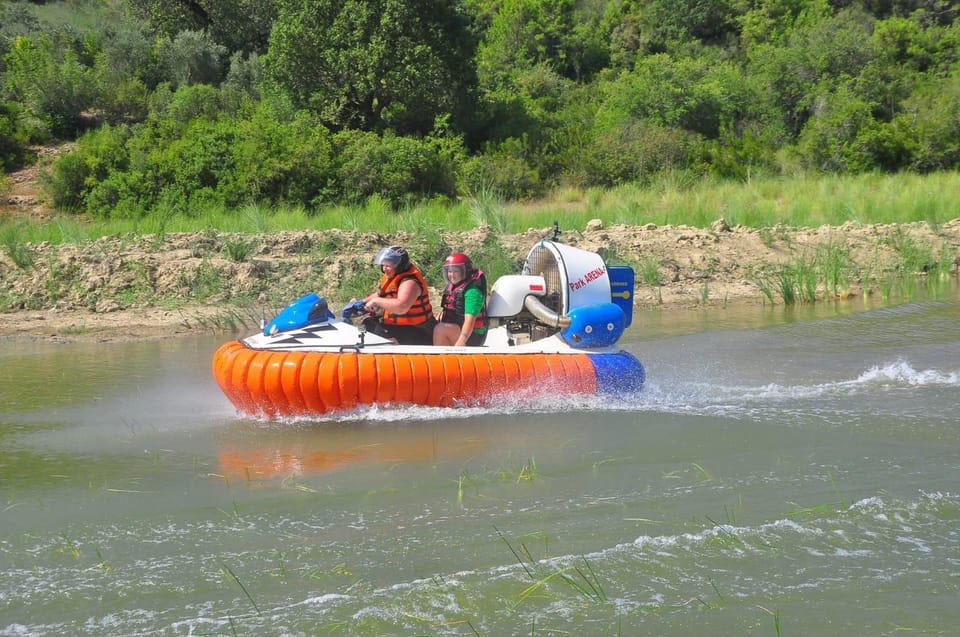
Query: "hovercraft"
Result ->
[[212, 239, 645, 418]]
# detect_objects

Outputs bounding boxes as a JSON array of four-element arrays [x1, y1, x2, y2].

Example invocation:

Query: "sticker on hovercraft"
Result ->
[[568, 265, 607, 292]]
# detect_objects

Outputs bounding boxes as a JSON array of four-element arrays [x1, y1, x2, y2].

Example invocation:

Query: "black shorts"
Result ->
[[362, 317, 435, 346], [440, 314, 487, 346], [465, 330, 487, 347]]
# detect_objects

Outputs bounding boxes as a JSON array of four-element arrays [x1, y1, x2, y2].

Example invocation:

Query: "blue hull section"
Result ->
[[589, 351, 645, 394]]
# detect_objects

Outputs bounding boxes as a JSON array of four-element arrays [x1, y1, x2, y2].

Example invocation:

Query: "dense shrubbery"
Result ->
[[4, 0, 960, 219]]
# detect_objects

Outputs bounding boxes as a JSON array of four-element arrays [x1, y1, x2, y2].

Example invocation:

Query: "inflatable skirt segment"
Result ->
[[212, 341, 645, 418]]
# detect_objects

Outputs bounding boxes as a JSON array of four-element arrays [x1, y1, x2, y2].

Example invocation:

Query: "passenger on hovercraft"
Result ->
[[433, 252, 488, 347]]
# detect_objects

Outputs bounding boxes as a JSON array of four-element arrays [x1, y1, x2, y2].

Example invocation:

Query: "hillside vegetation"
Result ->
[[2, 0, 960, 225]]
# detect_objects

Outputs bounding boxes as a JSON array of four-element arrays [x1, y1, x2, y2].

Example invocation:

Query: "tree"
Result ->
[[265, 0, 478, 136], [477, 0, 575, 88], [0, 101, 29, 170], [156, 29, 228, 88], [126, 0, 277, 55], [747, 7, 877, 138], [2, 34, 98, 138]]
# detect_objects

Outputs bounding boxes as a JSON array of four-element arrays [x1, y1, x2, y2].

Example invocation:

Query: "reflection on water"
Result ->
[[217, 424, 491, 480], [2, 285, 959, 636]]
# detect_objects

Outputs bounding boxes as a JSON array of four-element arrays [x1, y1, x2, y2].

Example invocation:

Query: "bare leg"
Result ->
[[433, 322, 460, 345]]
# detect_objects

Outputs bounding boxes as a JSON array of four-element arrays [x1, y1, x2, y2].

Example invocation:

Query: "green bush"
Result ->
[[795, 84, 876, 173], [41, 151, 88, 212], [230, 105, 336, 207], [2, 33, 99, 137], [84, 170, 153, 219], [151, 118, 240, 213], [334, 130, 458, 206], [0, 101, 30, 170], [139, 83, 223, 145], [42, 123, 132, 215], [580, 120, 690, 187], [898, 71, 960, 173], [459, 137, 542, 200]]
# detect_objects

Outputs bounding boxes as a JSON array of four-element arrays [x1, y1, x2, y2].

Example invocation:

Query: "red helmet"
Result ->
[[442, 252, 472, 285]]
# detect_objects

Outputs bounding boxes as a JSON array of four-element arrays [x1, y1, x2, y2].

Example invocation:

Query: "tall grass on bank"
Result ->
[[754, 232, 956, 305], [0, 220, 35, 268], [4, 172, 960, 245]]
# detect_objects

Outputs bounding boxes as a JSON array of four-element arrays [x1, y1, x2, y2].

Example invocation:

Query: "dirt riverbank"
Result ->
[[1, 219, 958, 342]]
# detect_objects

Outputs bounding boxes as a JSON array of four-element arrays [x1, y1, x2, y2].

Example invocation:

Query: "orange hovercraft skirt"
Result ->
[[211, 340, 642, 418]]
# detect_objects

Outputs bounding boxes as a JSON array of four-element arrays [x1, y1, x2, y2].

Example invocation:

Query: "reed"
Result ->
[[756, 255, 821, 305], [496, 527, 609, 611], [639, 257, 661, 285], [592, 456, 632, 472], [796, 258, 818, 303], [224, 236, 255, 262], [885, 228, 938, 275], [817, 242, 852, 298], [181, 306, 255, 332], [508, 457, 540, 483], [753, 606, 785, 637], [95, 547, 110, 574], [455, 456, 541, 503], [221, 563, 262, 616], [467, 182, 509, 232], [280, 476, 319, 492], [59, 531, 81, 559], [56, 323, 89, 335], [456, 469, 466, 505], [703, 515, 746, 548], [785, 473, 847, 517], [0, 220, 34, 268], [690, 462, 714, 480]]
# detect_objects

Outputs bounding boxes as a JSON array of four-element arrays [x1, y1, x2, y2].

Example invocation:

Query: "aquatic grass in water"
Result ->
[[777, 266, 798, 305], [786, 472, 847, 517], [455, 456, 541, 503], [817, 241, 852, 298], [886, 228, 938, 275], [754, 253, 825, 305], [495, 527, 609, 612], [222, 563, 262, 616]]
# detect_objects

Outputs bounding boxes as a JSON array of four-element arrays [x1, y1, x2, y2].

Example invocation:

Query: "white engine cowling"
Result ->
[[487, 241, 614, 319], [522, 240, 611, 315], [486, 275, 547, 318]]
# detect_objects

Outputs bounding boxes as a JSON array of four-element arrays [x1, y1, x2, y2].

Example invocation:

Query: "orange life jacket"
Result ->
[[378, 264, 435, 326]]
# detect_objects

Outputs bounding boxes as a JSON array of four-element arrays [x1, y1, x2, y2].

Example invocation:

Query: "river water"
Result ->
[[2, 285, 959, 636]]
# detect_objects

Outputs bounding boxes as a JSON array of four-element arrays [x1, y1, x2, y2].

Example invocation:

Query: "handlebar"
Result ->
[[341, 299, 370, 321]]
